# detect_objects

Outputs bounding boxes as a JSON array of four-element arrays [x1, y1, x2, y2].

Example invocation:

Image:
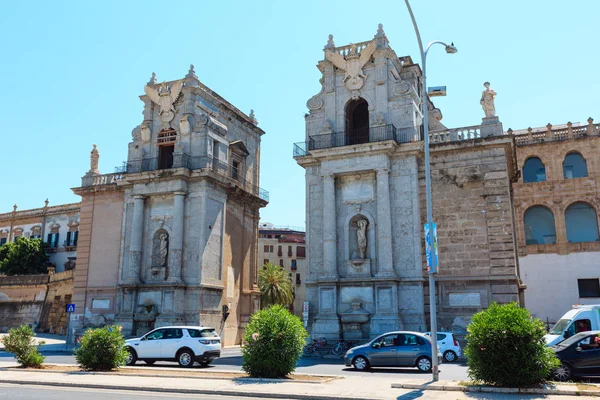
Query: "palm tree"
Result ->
[[258, 262, 293, 307]]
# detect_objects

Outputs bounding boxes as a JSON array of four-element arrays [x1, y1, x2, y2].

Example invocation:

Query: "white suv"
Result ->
[[125, 326, 221, 367], [424, 331, 462, 362]]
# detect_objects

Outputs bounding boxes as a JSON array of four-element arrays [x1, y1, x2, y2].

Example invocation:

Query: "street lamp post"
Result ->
[[404, 0, 457, 382]]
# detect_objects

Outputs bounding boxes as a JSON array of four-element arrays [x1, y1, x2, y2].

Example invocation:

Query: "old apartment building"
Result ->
[[512, 120, 600, 324], [258, 223, 306, 316]]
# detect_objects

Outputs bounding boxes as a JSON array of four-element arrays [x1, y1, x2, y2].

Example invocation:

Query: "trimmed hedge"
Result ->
[[242, 305, 308, 378], [465, 302, 559, 387]]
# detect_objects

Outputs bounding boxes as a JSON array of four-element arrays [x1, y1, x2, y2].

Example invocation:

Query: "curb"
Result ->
[[391, 382, 600, 397], [0, 366, 339, 384], [0, 379, 378, 400]]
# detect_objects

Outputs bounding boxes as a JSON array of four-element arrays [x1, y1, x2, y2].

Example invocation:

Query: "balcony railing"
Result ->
[[293, 124, 418, 157], [86, 155, 269, 202], [511, 119, 600, 146]]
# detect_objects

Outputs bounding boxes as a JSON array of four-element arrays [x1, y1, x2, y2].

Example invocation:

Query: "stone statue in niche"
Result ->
[[357, 219, 368, 259], [480, 82, 497, 118], [159, 233, 169, 266]]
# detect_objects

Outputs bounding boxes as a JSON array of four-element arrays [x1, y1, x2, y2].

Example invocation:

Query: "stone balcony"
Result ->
[[81, 155, 269, 202], [510, 118, 600, 146]]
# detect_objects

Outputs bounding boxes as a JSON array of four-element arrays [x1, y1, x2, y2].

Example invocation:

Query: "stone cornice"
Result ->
[[0, 202, 81, 221]]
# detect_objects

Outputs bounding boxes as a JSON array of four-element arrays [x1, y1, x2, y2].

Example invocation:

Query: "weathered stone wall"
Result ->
[[423, 138, 521, 332], [0, 302, 43, 332]]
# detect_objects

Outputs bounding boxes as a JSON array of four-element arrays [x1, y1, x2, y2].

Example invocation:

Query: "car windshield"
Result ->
[[555, 332, 590, 348], [550, 319, 571, 335]]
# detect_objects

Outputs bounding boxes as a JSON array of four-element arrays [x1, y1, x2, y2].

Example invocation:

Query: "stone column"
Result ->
[[129, 195, 145, 282], [169, 191, 185, 282], [322, 174, 338, 280], [376, 169, 395, 277]]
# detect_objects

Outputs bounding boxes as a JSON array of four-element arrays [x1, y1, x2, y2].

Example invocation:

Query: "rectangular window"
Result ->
[[232, 160, 239, 180], [279, 259, 284, 267], [47, 233, 60, 248], [0, 238, 6, 246], [291, 260, 297, 271], [263, 245, 269, 253], [288, 245, 292, 256], [578, 279, 600, 298], [278, 246, 282, 256], [296, 273, 301, 285], [269, 245, 274, 253], [296, 246, 306, 258]]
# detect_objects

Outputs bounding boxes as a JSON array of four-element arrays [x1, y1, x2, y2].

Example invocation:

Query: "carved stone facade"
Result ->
[[72, 68, 267, 345], [295, 25, 521, 340]]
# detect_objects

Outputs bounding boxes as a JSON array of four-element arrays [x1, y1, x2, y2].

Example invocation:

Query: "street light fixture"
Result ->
[[404, 0, 457, 382]]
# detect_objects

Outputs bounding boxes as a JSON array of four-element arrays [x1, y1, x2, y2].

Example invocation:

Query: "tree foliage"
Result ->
[[1, 325, 45, 367], [258, 262, 293, 307], [242, 305, 308, 378], [465, 302, 560, 387], [75, 325, 128, 371], [0, 237, 50, 276]]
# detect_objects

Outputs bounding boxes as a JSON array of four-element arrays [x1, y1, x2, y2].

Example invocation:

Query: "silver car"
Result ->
[[344, 331, 442, 372]]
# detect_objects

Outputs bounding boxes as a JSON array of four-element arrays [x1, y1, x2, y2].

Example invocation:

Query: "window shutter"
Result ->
[[66, 231, 72, 245], [47, 233, 52, 244], [54, 233, 59, 248], [74, 231, 79, 245]]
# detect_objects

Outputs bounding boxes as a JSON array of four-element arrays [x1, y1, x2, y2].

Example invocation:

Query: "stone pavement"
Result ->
[[0, 361, 597, 400]]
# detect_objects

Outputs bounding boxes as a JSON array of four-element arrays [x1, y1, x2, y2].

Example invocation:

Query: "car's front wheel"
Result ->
[[177, 349, 195, 368], [416, 356, 432, 372], [125, 348, 137, 366], [352, 355, 370, 371], [443, 350, 457, 362], [554, 363, 572, 382]]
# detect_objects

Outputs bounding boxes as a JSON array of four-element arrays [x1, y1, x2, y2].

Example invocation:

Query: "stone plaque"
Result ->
[[163, 291, 173, 311], [449, 292, 481, 307], [319, 288, 335, 312], [91, 299, 110, 309], [123, 291, 133, 312], [340, 175, 374, 204], [340, 287, 372, 304], [376, 287, 393, 310]]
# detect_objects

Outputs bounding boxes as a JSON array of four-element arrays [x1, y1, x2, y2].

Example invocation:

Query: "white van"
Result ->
[[545, 305, 600, 346]]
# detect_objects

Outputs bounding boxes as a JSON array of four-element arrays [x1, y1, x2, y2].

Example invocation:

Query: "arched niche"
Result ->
[[566, 202, 599, 243], [345, 98, 369, 146], [523, 205, 556, 245], [344, 210, 376, 262], [563, 152, 588, 179], [152, 229, 170, 267], [522, 157, 546, 183]]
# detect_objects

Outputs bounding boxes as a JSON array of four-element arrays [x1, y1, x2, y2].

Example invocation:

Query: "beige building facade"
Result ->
[[258, 223, 306, 316], [512, 120, 600, 324]]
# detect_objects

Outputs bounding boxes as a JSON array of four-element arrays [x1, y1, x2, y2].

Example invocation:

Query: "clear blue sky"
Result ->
[[1, 1, 598, 228]]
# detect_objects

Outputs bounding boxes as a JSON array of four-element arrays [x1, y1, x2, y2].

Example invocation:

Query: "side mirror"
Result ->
[[141, 336, 147, 341], [576, 346, 582, 352], [564, 331, 570, 339], [372, 342, 381, 349]]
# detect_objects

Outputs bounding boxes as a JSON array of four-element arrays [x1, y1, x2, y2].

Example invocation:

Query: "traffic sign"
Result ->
[[66, 303, 76, 313], [424, 222, 439, 273]]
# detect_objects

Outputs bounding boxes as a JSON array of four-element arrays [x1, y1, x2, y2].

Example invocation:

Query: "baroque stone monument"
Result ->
[[294, 25, 521, 340]]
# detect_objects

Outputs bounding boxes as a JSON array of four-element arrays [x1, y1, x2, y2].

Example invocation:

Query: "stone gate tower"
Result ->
[[73, 66, 268, 345], [294, 25, 522, 340]]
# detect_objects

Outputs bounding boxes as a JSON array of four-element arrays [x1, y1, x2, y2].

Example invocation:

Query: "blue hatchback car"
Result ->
[[344, 331, 442, 372]]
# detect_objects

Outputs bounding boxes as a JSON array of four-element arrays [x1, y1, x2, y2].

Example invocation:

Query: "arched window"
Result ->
[[345, 98, 369, 145], [523, 206, 556, 245], [522, 157, 546, 183], [566, 202, 599, 243], [563, 152, 588, 179]]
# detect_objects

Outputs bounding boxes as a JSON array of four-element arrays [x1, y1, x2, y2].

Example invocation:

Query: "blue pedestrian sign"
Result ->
[[66, 303, 76, 313], [424, 222, 439, 273]]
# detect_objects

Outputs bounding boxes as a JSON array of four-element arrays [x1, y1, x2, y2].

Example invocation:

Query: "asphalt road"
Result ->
[[0, 383, 271, 400], [0, 349, 470, 381]]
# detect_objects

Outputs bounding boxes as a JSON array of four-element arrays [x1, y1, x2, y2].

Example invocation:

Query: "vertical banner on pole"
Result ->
[[424, 222, 438, 273]]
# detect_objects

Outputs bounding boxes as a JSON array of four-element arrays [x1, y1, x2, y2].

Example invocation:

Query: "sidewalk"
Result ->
[[0, 361, 596, 400]]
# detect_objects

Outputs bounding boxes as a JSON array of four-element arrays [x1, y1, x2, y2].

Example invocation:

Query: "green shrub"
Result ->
[[74, 325, 128, 371], [242, 305, 308, 378], [1, 325, 45, 368], [465, 302, 560, 387]]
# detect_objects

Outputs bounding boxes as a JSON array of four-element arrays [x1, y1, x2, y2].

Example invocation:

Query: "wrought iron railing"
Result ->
[[99, 155, 269, 202], [293, 124, 418, 157]]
